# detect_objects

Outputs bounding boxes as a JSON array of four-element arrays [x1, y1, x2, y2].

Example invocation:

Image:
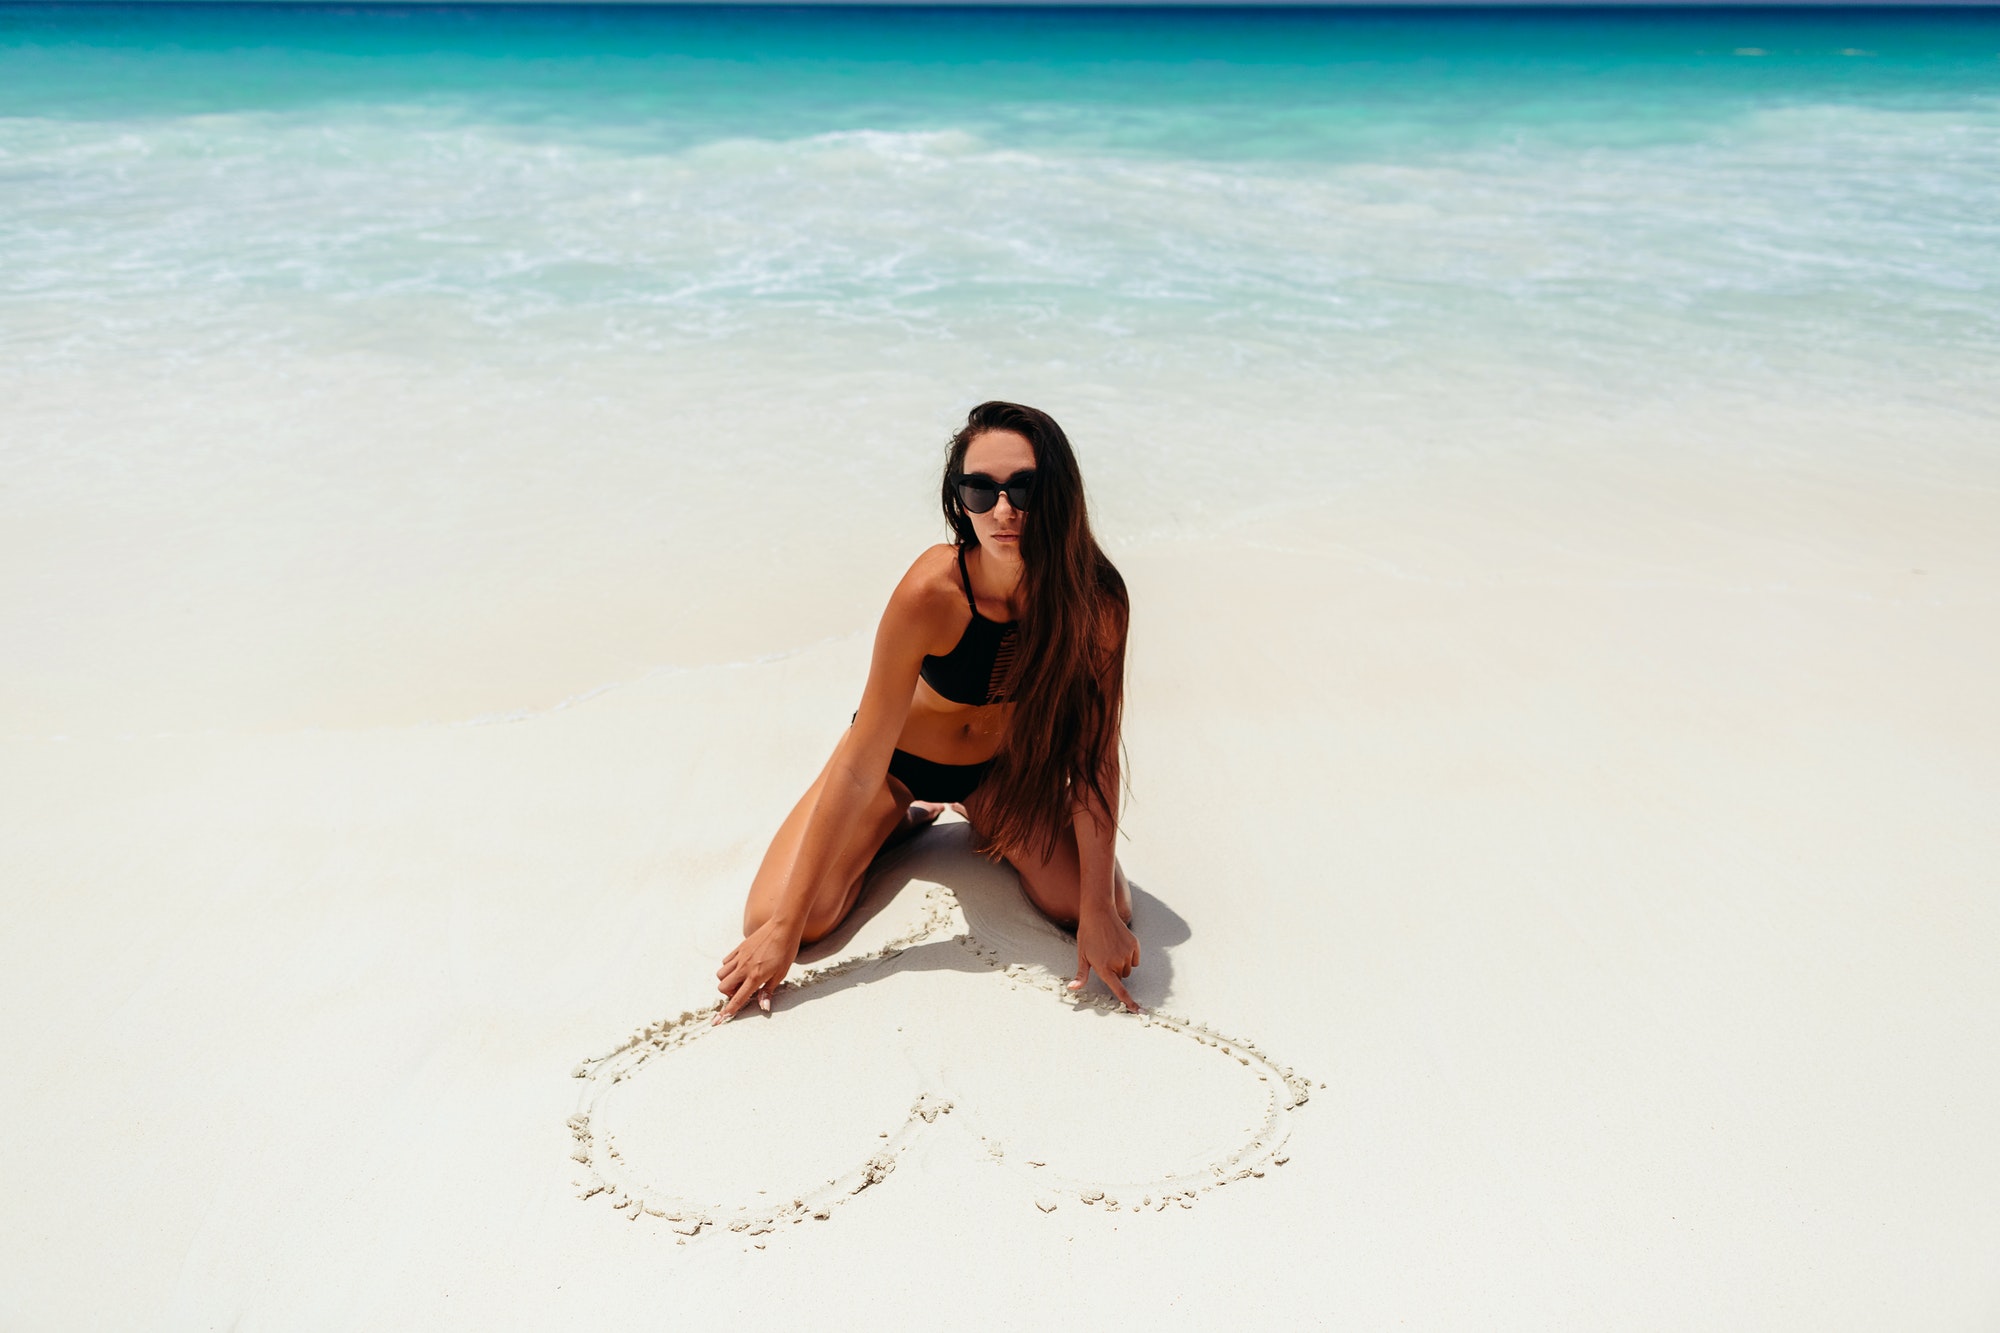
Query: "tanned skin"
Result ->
[[715, 427, 1138, 1023]]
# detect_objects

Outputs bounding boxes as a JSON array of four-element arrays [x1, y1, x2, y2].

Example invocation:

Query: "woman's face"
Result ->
[[960, 428, 1036, 565]]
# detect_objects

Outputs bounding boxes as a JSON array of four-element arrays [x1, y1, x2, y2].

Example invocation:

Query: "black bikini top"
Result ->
[[920, 545, 1019, 706]]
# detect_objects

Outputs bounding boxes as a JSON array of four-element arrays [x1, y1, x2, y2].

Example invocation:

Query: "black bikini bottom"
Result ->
[[888, 748, 992, 804]]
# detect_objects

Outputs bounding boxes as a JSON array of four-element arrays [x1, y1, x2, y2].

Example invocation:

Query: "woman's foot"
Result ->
[[883, 800, 949, 848]]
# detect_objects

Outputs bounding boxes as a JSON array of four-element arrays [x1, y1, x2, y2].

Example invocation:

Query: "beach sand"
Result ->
[[3, 438, 1998, 1328]]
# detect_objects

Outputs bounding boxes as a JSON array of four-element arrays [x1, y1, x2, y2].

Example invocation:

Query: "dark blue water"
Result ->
[[4, 5, 1996, 159]]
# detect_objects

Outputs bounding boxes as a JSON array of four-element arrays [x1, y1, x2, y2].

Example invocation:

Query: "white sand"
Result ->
[[4, 439, 1998, 1328]]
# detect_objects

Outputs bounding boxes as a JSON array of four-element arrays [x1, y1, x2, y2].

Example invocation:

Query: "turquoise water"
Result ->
[[2, 5, 1997, 729], [5, 5, 1997, 372]]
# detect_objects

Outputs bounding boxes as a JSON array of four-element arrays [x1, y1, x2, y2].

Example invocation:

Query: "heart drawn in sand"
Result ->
[[566, 824, 1313, 1243]]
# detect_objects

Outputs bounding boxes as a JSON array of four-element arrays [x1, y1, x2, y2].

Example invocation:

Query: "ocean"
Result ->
[[3, 4, 1996, 732]]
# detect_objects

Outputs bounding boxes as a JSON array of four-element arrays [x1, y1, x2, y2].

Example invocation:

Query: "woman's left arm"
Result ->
[[1069, 753, 1141, 1012]]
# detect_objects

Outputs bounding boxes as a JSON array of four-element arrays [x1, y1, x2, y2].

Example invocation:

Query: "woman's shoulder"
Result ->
[[908, 542, 963, 580], [881, 544, 972, 641]]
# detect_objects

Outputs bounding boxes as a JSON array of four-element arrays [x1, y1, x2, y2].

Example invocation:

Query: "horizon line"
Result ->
[[17, 0, 2000, 8]]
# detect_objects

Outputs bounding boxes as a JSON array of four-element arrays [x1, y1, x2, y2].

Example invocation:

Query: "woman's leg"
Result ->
[[962, 792, 1133, 931], [742, 742, 917, 945]]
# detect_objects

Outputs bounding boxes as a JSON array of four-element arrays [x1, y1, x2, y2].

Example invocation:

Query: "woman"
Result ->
[[715, 401, 1141, 1022]]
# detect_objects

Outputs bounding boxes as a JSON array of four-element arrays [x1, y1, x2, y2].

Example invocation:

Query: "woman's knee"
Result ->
[[1011, 834, 1131, 930]]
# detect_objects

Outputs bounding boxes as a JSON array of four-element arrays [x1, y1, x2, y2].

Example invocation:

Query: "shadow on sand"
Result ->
[[795, 816, 1191, 1012], [566, 819, 1309, 1236]]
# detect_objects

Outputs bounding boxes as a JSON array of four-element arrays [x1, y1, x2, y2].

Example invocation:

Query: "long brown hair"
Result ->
[[942, 401, 1128, 862]]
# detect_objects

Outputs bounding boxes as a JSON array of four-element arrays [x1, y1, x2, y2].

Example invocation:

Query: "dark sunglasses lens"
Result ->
[[956, 480, 1000, 514], [1003, 481, 1033, 511]]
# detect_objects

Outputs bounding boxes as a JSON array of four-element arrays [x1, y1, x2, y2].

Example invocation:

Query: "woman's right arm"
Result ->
[[712, 556, 945, 1022]]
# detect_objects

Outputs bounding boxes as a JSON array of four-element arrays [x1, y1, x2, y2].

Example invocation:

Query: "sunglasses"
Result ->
[[955, 470, 1036, 514]]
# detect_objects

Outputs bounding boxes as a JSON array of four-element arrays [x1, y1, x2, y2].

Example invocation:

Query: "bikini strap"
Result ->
[[954, 543, 978, 615]]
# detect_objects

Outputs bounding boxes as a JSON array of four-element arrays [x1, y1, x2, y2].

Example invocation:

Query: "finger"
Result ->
[[1070, 945, 1089, 992], [716, 976, 759, 1024], [1102, 969, 1143, 1014], [757, 986, 773, 1013], [716, 963, 745, 995], [717, 977, 755, 1023]]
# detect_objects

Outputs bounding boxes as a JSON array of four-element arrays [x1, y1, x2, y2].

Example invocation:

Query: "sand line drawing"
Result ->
[[568, 824, 1313, 1243]]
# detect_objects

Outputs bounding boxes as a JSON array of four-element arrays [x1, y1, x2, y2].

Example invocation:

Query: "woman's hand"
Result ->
[[715, 916, 803, 1024], [1070, 907, 1142, 1013]]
